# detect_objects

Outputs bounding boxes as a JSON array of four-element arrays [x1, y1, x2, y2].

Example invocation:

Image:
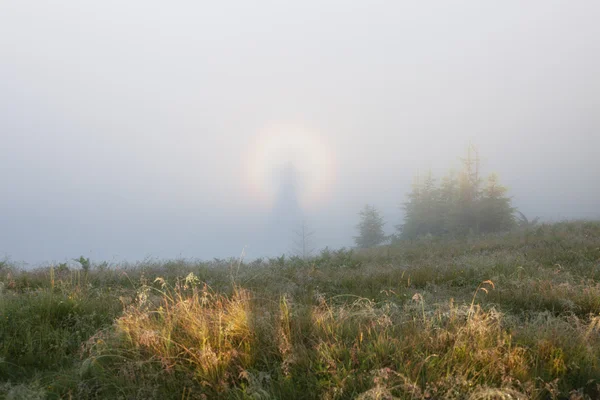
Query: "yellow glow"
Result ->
[[245, 124, 336, 210]]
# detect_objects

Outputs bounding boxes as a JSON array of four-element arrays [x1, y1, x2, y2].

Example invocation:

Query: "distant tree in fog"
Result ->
[[398, 145, 516, 239], [478, 173, 516, 233], [398, 170, 445, 238], [291, 220, 315, 260], [354, 205, 387, 248]]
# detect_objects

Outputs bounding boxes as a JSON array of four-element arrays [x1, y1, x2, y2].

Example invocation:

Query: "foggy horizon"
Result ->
[[2, 2, 599, 265]]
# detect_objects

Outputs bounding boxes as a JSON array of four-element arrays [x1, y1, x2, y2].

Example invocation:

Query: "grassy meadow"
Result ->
[[1, 221, 600, 399]]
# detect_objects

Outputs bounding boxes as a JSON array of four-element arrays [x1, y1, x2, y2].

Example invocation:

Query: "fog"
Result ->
[[1, 1, 599, 265]]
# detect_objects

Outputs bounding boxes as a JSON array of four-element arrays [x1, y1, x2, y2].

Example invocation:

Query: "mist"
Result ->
[[1, 1, 599, 265]]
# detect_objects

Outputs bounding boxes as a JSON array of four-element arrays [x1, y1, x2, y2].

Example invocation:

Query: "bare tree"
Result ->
[[291, 220, 315, 261]]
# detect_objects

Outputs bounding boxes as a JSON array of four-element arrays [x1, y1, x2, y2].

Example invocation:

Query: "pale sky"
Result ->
[[1, 1, 599, 265]]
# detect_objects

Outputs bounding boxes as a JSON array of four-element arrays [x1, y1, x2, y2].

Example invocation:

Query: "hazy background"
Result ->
[[1, 1, 599, 265]]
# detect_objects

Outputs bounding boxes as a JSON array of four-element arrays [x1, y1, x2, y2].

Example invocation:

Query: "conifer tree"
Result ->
[[398, 173, 425, 238], [355, 205, 387, 248], [454, 144, 482, 234], [438, 170, 458, 234], [478, 173, 516, 233], [421, 170, 441, 235], [397, 145, 516, 239]]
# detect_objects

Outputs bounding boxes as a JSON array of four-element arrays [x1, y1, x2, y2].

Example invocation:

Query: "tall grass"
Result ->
[[1, 221, 600, 398]]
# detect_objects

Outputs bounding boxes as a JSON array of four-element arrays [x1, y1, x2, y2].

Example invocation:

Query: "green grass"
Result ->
[[1, 221, 600, 399]]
